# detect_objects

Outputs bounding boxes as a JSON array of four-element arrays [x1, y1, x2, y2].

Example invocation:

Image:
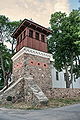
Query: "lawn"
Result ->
[[0, 98, 80, 110]]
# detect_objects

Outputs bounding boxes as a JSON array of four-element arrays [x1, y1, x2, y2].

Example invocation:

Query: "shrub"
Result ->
[[6, 96, 12, 101]]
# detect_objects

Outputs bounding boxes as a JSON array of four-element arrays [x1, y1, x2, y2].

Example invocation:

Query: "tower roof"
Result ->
[[12, 19, 52, 39]]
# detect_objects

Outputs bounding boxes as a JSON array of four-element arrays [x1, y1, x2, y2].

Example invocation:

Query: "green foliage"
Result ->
[[0, 15, 21, 87], [0, 43, 12, 70], [48, 10, 80, 88], [0, 43, 12, 87], [0, 15, 9, 43], [6, 20, 21, 54], [0, 15, 21, 54], [6, 96, 12, 101], [0, 15, 9, 27]]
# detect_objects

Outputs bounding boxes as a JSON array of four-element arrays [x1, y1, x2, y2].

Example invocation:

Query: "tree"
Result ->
[[0, 15, 9, 43], [0, 15, 21, 88], [0, 15, 21, 55], [0, 43, 12, 87], [0, 15, 10, 88], [6, 21, 21, 55], [48, 10, 80, 88]]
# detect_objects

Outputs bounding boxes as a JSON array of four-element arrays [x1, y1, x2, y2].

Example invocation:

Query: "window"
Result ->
[[23, 30, 26, 38], [20, 34, 22, 42], [38, 63, 40, 65], [56, 71, 59, 80], [29, 30, 33, 38], [35, 32, 39, 40], [41, 34, 45, 42], [64, 73, 67, 81], [17, 37, 19, 45]]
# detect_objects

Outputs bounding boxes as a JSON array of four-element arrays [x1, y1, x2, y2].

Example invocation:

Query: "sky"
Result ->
[[0, 0, 79, 27]]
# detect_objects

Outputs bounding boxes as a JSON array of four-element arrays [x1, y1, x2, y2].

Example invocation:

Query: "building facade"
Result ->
[[51, 66, 80, 88]]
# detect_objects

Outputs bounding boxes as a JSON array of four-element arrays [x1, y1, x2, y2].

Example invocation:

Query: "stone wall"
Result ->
[[3, 49, 79, 105], [0, 77, 38, 105], [0, 78, 25, 103], [1, 78, 80, 105], [12, 54, 25, 82], [13, 53, 52, 92], [45, 88, 80, 99]]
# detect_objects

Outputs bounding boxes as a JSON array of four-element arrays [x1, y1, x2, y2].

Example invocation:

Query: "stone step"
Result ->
[[27, 78, 48, 102]]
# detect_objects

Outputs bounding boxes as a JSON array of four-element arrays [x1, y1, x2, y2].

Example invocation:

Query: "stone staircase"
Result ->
[[0, 76, 48, 103], [0, 80, 14, 95], [0, 77, 23, 100], [26, 77, 48, 102]]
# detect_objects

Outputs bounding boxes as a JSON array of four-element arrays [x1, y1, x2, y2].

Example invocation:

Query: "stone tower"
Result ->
[[11, 19, 53, 103], [12, 19, 53, 91]]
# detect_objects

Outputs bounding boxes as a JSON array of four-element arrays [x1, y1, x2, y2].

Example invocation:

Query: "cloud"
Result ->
[[53, 0, 70, 13], [0, 0, 70, 27]]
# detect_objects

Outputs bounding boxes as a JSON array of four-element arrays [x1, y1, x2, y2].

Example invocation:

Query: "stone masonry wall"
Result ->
[[13, 53, 52, 93], [0, 78, 25, 103], [24, 53, 52, 92], [45, 88, 80, 99], [12, 54, 25, 82], [0, 78, 38, 105], [11, 52, 80, 104]]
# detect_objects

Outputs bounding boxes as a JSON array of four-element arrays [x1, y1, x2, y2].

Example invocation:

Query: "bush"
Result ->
[[6, 96, 12, 101]]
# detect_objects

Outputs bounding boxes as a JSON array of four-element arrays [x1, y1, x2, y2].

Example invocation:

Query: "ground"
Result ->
[[0, 98, 80, 109], [0, 104, 80, 120]]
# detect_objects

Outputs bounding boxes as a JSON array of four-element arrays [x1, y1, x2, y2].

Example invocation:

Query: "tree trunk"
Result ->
[[78, 56, 80, 65], [11, 38, 15, 55], [66, 80, 70, 88], [65, 64, 70, 88], [0, 51, 6, 86], [70, 55, 74, 88], [12, 41, 14, 55]]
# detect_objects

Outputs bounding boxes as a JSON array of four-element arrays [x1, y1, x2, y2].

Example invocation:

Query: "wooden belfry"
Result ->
[[12, 19, 51, 53]]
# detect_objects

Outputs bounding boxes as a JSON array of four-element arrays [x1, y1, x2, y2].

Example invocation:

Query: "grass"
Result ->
[[48, 98, 80, 108], [0, 98, 80, 110]]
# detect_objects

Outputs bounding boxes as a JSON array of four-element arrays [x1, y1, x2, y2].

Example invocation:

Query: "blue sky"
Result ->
[[70, 0, 79, 10]]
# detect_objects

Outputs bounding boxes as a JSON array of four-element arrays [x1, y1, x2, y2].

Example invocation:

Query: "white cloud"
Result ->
[[0, 0, 70, 27]]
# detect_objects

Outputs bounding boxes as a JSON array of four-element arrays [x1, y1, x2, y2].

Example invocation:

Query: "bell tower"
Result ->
[[12, 19, 53, 92]]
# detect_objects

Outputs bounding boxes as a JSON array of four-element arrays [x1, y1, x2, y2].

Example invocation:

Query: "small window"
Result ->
[[41, 34, 45, 42], [56, 71, 59, 81], [17, 37, 19, 45], [38, 63, 40, 65], [20, 34, 22, 42], [44, 64, 46, 67], [35, 32, 39, 40], [23, 30, 26, 38], [64, 73, 67, 81], [29, 30, 33, 38]]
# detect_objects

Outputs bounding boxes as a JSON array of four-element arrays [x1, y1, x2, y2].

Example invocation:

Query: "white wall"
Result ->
[[51, 64, 80, 88], [71, 77, 80, 88]]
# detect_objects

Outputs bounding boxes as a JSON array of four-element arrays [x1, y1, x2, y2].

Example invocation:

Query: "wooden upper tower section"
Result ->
[[12, 19, 52, 52]]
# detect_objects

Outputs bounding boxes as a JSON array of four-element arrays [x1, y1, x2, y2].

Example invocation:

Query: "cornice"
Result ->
[[12, 47, 53, 62]]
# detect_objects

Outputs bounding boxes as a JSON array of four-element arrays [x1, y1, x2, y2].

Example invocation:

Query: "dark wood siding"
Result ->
[[16, 27, 48, 53]]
